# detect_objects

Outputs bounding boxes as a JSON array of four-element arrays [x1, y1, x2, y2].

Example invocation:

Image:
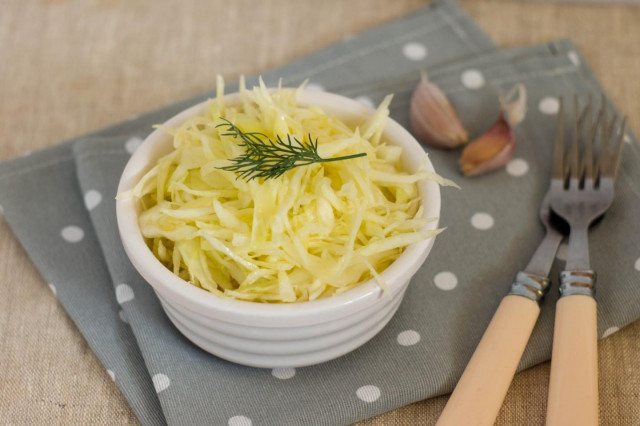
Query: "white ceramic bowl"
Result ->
[[116, 90, 441, 368]]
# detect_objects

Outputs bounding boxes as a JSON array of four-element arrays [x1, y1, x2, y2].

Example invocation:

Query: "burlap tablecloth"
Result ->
[[1, 1, 638, 424]]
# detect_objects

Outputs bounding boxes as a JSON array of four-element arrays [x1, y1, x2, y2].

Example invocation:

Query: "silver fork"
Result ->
[[436, 195, 560, 426], [546, 96, 626, 426]]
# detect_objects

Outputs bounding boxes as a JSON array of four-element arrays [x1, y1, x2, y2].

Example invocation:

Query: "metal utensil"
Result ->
[[435, 104, 596, 425], [436, 193, 560, 426], [545, 96, 626, 426]]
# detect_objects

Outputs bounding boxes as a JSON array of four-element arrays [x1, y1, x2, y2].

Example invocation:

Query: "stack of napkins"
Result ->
[[1, 0, 638, 424]]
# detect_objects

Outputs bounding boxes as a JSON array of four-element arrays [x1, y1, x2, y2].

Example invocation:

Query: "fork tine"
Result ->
[[613, 116, 627, 180], [553, 97, 565, 180], [567, 95, 580, 181], [577, 95, 592, 127], [579, 96, 595, 182], [597, 95, 613, 178]]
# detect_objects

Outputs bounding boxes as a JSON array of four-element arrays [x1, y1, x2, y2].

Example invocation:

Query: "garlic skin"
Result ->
[[409, 71, 468, 149], [459, 84, 526, 177]]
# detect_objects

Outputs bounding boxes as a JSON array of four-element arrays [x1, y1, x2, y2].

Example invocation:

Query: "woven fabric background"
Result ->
[[1, 1, 638, 424]]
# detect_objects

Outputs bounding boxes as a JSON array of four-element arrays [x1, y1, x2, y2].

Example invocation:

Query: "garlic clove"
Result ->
[[459, 113, 515, 177], [500, 84, 527, 127], [458, 84, 526, 177], [409, 70, 468, 149]]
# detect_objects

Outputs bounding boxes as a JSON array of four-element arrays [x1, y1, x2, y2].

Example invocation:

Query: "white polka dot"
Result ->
[[48, 283, 57, 295], [356, 385, 381, 403], [84, 190, 102, 211], [434, 271, 458, 291], [634, 257, 640, 271], [539, 97, 560, 115], [471, 212, 494, 230], [461, 69, 485, 89], [228, 415, 252, 426], [402, 42, 427, 61], [397, 330, 421, 346], [272, 367, 296, 380], [107, 369, 115, 381], [305, 83, 325, 92], [624, 134, 632, 144], [355, 96, 375, 109], [506, 158, 529, 177], [152, 373, 170, 393], [61, 226, 85, 243], [119, 309, 128, 323], [567, 51, 581, 67], [602, 326, 619, 338], [556, 243, 568, 261], [125, 137, 143, 154], [115, 284, 135, 304]]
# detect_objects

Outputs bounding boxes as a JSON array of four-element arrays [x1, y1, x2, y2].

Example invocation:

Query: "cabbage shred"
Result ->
[[132, 77, 449, 303]]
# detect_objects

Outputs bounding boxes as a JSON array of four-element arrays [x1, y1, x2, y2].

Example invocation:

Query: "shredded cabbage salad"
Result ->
[[128, 77, 454, 303]]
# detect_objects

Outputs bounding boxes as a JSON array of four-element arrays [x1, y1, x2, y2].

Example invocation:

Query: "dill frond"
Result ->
[[216, 118, 367, 181]]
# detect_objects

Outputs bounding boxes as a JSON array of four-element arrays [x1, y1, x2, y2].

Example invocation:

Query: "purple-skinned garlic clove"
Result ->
[[459, 84, 526, 177], [409, 70, 468, 149], [459, 113, 515, 176]]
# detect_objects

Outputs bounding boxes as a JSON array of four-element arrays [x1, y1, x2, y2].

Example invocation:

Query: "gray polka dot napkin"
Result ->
[[1, 1, 638, 425]]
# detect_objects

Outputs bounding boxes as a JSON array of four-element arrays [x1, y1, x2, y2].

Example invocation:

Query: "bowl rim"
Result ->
[[116, 89, 441, 324]]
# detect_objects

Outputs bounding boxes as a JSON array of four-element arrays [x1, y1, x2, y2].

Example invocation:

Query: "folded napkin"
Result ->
[[1, 1, 638, 425]]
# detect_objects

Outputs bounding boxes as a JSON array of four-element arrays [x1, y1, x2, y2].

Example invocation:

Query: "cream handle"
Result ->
[[546, 295, 598, 426], [436, 295, 540, 426]]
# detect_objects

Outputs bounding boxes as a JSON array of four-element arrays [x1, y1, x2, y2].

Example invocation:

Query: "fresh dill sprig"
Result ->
[[215, 118, 367, 181]]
